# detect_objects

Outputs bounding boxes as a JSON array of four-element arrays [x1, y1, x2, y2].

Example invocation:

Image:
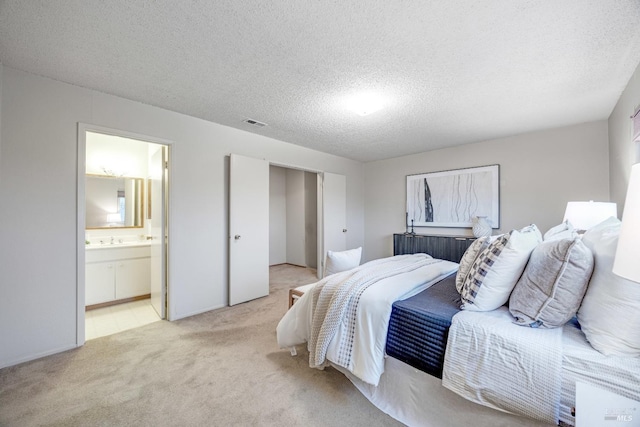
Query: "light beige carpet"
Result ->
[[0, 264, 550, 426]]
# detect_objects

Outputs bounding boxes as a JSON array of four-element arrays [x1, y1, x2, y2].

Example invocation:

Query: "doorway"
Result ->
[[77, 124, 171, 344], [269, 166, 318, 270], [229, 154, 346, 306]]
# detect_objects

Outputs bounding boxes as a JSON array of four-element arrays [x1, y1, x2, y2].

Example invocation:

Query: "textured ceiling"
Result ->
[[1, 1, 640, 162]]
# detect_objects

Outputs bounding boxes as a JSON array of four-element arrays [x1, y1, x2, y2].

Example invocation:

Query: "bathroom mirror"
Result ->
[[86, 174, 145, 229]]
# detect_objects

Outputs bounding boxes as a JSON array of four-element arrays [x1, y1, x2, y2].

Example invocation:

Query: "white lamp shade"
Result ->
[[613, 163, 640, 282], [563, 201, 617, 231]]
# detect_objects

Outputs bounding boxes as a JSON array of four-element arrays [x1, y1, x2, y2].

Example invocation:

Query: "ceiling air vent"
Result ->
[[243, 118, 267, 128]]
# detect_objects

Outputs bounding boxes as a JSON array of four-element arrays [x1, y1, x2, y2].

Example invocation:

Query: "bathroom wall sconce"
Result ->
[[106, 212, 122, 225]]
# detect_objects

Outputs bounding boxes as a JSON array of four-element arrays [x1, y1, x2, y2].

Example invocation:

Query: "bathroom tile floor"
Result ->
[[85, 299, 161, 340]]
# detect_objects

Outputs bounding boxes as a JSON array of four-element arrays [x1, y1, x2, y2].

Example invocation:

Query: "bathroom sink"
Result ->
[[86, 241, 151, 249]]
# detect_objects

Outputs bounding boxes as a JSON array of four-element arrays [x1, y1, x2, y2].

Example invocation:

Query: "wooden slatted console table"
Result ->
[[393, 233, 476, 264]]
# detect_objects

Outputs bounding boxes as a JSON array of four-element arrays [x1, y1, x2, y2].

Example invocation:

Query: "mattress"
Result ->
[[385, 272, 460, 378], [559, 318, 640, 426]]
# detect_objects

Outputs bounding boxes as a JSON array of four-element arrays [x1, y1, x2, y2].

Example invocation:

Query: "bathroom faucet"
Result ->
[[110, 236, 114, 244]]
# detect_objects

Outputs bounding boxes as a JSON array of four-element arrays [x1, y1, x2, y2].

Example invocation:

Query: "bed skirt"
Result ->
[[334, 357, 558, 427]]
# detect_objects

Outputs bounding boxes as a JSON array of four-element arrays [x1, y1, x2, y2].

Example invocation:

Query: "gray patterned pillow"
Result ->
[[509, 237, 593, 328], [455, 236, 491, 293]]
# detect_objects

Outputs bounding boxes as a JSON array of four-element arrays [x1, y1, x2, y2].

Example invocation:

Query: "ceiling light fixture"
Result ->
[[345, 93, 384, 116]]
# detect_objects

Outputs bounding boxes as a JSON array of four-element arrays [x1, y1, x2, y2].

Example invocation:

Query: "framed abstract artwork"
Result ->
[[406, 164, 500, 228]]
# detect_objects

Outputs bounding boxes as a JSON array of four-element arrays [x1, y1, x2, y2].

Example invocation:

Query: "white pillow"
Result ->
[[577, 217, 640, 356], [460, 224, 542, 312], [324, 247, 362, 276], [543, 220, 577, 241]]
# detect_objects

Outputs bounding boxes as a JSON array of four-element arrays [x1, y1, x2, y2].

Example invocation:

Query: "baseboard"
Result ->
[[170, 303, 227, 321], [270, 263, 317, 270], [86, 294, 151, 311], [1, 343, 79, 370]]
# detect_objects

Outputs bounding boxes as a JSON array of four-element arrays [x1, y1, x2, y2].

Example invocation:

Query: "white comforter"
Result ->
[[277, 254, 458, 386], [442, 307, 563, 424]]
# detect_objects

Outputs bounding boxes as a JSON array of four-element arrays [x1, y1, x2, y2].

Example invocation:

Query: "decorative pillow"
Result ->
[[509, 237, 593, 328], [543, 220, 577, 241], [460, 224, 542, 312], [577, 217, 640, 356], [324, 247, 362, 276], [455, 236, 491, 293]]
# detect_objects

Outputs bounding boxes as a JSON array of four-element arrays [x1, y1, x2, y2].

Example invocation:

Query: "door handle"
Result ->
[[234, 235, 241, 240]]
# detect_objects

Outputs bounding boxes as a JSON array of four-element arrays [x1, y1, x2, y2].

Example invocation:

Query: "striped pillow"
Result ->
[[455, 236, 491, 293], [461, 225, 542, 311]]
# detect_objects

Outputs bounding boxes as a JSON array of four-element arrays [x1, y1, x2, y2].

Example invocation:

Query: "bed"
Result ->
[[276, 220, 640, 427], [276, 253, 459, 386], [385, 272, 460, 379]]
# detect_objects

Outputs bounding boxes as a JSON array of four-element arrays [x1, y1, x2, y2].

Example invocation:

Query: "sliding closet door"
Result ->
[[229, 154, 269, 305], [320, 172, 347, 277]]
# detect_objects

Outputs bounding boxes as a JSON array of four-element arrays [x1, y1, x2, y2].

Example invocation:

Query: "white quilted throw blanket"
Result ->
[[442, 307, 563, 424], [308, 254, 442, 371], [276, 253, 458, 385]]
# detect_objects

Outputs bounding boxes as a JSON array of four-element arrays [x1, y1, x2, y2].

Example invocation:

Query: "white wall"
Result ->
[[363, 121, 611, 262], [0, 64, 3, 170], [609, 61, 640, 213], [0, 66, 365, 368], [304, 172, 317, 269], [86, 132, 149, 177], [285, 169, 306, 266], [269, 166, 287, 265]]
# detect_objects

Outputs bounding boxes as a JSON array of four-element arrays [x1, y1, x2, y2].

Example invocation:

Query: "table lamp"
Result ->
[[613, 163, 640, 282], [563, 201, 617, 232]]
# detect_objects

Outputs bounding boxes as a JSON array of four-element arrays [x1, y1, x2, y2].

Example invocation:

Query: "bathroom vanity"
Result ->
[[85, 243, 151, 308]]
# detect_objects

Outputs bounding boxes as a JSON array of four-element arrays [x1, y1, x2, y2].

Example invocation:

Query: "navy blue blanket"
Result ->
[[385, 273, 461, 378]]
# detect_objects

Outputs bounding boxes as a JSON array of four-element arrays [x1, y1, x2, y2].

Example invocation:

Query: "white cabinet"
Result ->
[[115, 258, 150, 300], [86, 244, 151, 306], [85, 262, 116, 304]]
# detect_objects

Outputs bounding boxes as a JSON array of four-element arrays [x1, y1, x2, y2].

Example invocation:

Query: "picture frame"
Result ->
[[406, 164, 500, 228]]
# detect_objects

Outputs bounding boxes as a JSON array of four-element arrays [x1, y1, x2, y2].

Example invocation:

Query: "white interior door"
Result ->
[[150, 146, 166, 318], [319, 172, 347, 277], [229, 154, 269, 305]]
